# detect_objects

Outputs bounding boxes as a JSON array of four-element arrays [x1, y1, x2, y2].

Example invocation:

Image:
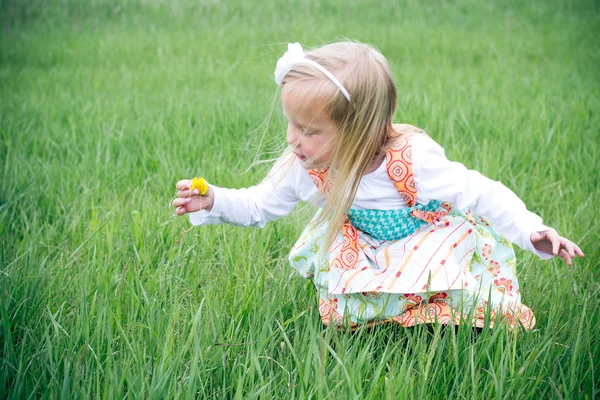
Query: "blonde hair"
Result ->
[[278, 40, 415, 252]]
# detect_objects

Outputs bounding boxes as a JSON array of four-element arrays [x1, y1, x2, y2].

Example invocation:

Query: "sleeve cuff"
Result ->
[[517, 223, 554, 260], [188, 185, 225, 226]]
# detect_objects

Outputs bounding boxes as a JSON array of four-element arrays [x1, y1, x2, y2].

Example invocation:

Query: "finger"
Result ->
[[530, 231, 541, 242], [559, 249, 572, 266], [573, 244, 584, 258], [176, 206, 186, 215], [549, 232, 560, 256], [177, 189, 194, 198], [172, 197, 192, 207], [563, 240, 575, 258], [176, 180, 192, 190], [179, 188, 205, 197]]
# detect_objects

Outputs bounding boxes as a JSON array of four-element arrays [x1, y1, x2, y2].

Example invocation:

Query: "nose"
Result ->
[[286, 124, 300, 147]]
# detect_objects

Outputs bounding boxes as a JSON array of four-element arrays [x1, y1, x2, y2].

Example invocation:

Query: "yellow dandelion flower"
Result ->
[[189, 177, 208, 195]]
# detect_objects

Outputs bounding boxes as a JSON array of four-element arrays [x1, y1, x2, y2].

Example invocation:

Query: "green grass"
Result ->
[[1, 0, 599, 398]]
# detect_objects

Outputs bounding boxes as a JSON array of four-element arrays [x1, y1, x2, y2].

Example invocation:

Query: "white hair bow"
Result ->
[[274, 43, 305, 86], [274, 42, 351, 101]]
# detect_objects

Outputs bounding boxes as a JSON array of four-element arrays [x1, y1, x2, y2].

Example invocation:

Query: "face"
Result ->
[[281, 88, 338, 169]]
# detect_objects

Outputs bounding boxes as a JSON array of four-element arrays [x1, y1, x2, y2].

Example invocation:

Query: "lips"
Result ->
[[294, 153, 307, 161]]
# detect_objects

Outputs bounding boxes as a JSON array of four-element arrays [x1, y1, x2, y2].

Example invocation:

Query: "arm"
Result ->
[[173, 153, 315, 228], [412, 135, 583, 263]]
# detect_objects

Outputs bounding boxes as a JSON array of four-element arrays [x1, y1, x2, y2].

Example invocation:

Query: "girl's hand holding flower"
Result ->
[[189, 177, 208, 195], [530, 229, 584, 266], [172, 178, 214, 216]]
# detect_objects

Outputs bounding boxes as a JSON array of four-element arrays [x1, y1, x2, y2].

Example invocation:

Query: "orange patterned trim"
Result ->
[[331, 221, 361, 272], [318, 296, 536, 331], [386, 136, 417, 207], [308, 167, 330, 194]]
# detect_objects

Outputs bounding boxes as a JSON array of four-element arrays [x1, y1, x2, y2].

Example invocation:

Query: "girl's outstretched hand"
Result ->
[[530, 229, 584, 266], [172, 179, 215, 216]]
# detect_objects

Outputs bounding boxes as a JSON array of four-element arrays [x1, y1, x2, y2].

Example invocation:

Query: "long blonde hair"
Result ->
[[280, 40, 408, 251]]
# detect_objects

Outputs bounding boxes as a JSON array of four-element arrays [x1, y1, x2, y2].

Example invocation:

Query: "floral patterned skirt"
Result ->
[[289, 208, 536, 331]]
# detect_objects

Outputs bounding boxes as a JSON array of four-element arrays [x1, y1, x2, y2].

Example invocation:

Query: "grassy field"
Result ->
[[1, 0, 599, 398]]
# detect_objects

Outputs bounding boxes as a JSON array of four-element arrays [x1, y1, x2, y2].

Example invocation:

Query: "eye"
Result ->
[[287, 121, 302, 130], [289, 121, 310, 134], [301, 126, 319, 136], [287, 119, 318, 136]]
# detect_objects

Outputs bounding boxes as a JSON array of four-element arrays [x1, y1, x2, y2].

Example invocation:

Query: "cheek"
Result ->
[[315, 134, 334, 152], [307, 136, 333, 159]]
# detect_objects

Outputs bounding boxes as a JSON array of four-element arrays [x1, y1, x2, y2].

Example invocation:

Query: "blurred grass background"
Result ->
[[1, 0, 599, 398]]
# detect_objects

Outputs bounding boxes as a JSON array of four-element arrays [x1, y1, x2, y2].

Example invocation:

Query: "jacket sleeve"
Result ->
[[188, 154, 311, 228], [412, 135, 553, 259]]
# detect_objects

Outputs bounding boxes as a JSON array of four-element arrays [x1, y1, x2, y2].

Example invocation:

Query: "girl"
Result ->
[[172, 41, 583, 331]]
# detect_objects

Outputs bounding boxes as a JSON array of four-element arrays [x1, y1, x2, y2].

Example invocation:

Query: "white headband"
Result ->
[[274, 42, 351, 102]]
